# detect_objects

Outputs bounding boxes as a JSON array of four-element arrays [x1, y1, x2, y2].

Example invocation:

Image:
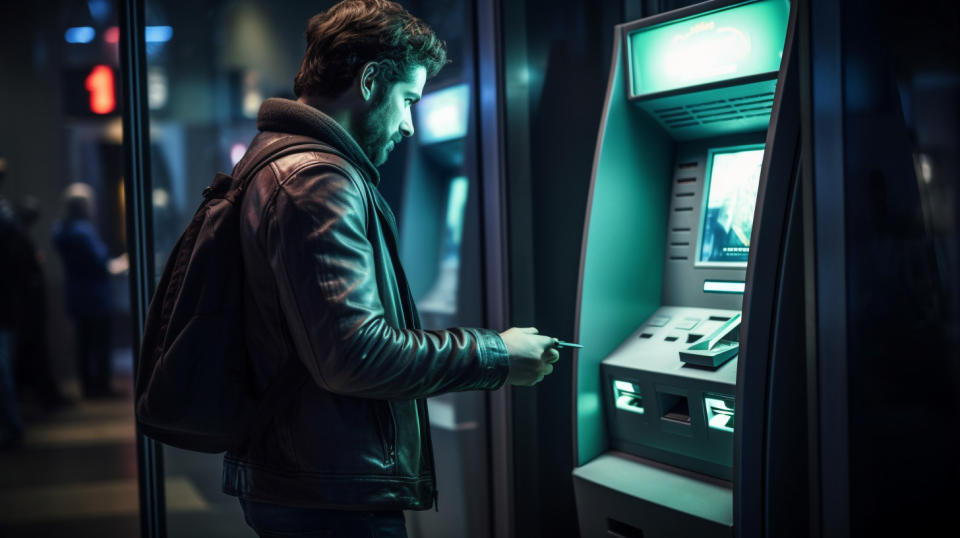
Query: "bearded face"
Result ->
[[355, 86, 397, 166], [352, 65, 426, 167]]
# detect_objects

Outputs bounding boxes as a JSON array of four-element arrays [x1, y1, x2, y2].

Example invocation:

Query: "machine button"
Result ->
[[647, 315, 671, 327], [675, 317, 701, 330]]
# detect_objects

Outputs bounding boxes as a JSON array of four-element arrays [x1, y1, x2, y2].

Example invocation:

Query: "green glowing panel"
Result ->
[[704, 393, 735, 432], [613, 380, 645, 415], [628, 0, 789, 98]]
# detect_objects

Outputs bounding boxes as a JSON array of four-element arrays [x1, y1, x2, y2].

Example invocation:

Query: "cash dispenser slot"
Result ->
[[658, 392, 691, 425], [679, 313, 741, 368], [613, 380, 645, 414]]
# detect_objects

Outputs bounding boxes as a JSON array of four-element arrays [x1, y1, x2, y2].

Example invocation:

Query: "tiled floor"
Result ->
[[0, 376, 256, 538]]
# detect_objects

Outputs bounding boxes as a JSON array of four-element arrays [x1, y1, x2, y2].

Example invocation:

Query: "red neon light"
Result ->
[[104, 26, 119, 44], [85, 65, 115, 115]]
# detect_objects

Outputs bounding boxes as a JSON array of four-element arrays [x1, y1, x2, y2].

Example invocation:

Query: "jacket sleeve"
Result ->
[[263, 164, 511, 400]]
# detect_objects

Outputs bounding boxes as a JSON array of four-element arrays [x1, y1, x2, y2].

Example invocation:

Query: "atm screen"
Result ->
[[698, 145, 764, 265]]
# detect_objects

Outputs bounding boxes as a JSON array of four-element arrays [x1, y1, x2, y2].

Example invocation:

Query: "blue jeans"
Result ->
[[239, 499, 408, 538]]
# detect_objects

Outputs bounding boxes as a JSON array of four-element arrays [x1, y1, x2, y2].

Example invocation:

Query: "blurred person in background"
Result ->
[[0, 157, 25, 449], [15, 195, 70, 410], [53, 182, 127, 399]]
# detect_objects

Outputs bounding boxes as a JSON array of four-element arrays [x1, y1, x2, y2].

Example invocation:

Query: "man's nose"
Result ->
[[400, 112, 414, 137]]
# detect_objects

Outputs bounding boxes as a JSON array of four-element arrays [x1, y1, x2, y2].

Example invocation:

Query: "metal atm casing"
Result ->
[[572, 1, 795, 537]]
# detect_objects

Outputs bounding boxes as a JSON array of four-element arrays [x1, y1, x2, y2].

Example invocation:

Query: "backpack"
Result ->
[[135, 135, 328, 453]]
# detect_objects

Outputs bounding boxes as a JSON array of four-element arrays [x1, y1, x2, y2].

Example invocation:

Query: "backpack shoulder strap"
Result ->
[[204, 135, 333, 201], [234, 134, 332, 182]]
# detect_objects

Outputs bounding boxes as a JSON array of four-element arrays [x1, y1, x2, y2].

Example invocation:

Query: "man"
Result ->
[[223, 1, 559, 536], [53, 183, 127, 399]]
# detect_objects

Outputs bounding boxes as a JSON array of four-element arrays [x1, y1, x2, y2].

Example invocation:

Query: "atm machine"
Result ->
[[572, 1, 800, 536]]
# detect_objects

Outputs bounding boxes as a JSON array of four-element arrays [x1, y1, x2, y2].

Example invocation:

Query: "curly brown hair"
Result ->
[[294, 0, 448, 99]]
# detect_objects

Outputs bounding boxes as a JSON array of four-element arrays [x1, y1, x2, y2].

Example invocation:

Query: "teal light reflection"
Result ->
[[445, 176, 469, 250], [417, 84, 469, 144]]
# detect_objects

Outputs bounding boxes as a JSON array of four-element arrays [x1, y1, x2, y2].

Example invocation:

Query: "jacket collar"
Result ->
[[256, 98, 381, 186]]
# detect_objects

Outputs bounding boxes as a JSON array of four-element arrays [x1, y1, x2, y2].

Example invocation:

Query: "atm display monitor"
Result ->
[[697, 145, 765, 265]]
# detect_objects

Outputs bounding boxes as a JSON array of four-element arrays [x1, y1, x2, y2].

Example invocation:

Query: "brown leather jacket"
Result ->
[[221, 98, 510, 510]]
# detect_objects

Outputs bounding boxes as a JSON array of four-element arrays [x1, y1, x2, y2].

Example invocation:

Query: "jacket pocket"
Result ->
[[374, 400, 397, 473]]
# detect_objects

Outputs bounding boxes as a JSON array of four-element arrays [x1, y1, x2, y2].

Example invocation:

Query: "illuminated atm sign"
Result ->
[[627, 0, 789, 99]]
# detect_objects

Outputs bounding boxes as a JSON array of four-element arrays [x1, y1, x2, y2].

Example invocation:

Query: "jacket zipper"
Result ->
[[420, 398, 439, 511], [370, 187, 437, 510], [377, 401, 396, 471]]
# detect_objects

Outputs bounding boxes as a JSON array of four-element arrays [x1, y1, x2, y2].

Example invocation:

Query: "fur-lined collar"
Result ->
[[257, 98, 380, 186]]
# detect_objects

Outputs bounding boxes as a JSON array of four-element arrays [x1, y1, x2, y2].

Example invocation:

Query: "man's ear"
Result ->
[[359, 61, 379, 102]]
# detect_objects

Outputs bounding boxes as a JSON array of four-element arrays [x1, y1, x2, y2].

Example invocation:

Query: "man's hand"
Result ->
[[499, 327, 560, 386]]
